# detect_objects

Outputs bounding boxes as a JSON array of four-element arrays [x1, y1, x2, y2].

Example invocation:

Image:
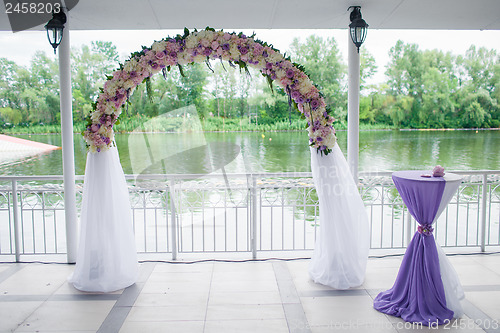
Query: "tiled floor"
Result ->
[[1, 254, 500, 333]]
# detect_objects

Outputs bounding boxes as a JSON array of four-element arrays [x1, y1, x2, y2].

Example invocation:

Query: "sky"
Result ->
[[0, 28, 499, 86]]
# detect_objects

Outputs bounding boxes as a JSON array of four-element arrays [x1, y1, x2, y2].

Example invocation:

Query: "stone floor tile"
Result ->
[[465, 291, 500, 319], [0, 264, 72, 295], [208, 290, 282, 305], [206, 304, 285, 321], [134, 291, 209, 307], [126, 304, 206, 322], [301, 295, 390, 327], [119, 320, 205, 333], [204, 319, 289, 333], [0, 301, 43, 332], [15, 300, 114, 332]]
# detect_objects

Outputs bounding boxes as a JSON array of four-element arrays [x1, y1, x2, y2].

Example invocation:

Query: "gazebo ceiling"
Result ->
[[0, 0, 499, 32]]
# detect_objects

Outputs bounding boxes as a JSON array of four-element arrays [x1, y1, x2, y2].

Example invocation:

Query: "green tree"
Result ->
[[360, 48, 377, 90], [71, 41, 119, 121], [0, 58, 20, 109], [289, 35, 347, 121], [458, 46, 498, 93], [178, 63, 208, 118]]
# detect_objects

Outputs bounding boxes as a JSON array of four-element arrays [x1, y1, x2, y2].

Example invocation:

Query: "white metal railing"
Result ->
[[0, 171, 499, 262]]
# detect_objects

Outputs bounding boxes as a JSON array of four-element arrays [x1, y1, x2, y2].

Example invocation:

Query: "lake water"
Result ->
[[1, 129, 499, 176]]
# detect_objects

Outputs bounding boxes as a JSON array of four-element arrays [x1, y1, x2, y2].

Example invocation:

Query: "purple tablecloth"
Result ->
[[374, 170, 462, 325]]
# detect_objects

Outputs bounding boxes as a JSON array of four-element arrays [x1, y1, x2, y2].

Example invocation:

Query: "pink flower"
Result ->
[[90, 124, 100, 133], [200, 38, 210, 47], [432, 165, 445, 177], [155, 51, 165, 60]]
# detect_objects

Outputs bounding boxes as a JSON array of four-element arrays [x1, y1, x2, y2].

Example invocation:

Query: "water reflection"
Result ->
[[1, 130, 498, 176]]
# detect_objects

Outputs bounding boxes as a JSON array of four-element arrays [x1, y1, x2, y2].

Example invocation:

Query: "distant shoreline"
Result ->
[[4, 127, 499, 136]]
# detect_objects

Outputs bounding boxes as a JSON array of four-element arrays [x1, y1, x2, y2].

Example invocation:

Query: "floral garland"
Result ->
[[83, 27, 337, 155]]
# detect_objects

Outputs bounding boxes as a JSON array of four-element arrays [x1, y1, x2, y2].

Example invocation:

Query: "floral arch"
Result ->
[[83, 27, 336, 154], [70, 28, 369, 294]]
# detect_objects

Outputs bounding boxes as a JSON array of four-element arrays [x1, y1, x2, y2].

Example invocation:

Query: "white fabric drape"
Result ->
[[436, 243, 465, 317], [69, 147, 138, 292], [434, 174, 465, 318], [309, 145, 370, 289]]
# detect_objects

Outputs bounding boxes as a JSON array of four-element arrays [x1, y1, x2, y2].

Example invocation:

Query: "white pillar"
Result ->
[[58, 18, 77, 263], [347, 32, 360, 183]]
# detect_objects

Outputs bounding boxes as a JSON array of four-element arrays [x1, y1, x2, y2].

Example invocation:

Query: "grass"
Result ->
[[0, 115, 395, 135]]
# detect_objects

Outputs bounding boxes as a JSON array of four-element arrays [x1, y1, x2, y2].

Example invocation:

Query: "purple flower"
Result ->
[[311, 99, 319, 109], [266, 62, 273, 70], [169, 51, 177, 58], [286, 69, 294, 78], [239, 46, 249, 55], [129, 71, 137, 78], [418, 224, 434, 236], [203, 48, 212, 56], [323, 111, 328, 117], [262, 51, 268, 58], [222, 43, 230, 51], [297, 96, 305, 104], [316, 137, 323, 142]]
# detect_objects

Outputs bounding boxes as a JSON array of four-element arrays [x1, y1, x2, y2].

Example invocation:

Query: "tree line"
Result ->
[[0, 36, 498, 131]]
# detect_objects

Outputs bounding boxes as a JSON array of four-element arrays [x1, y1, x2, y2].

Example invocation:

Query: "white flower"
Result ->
[[193, 54, 206, 63], [123, 59, 139, 73], [268, 51, 284, 63], [323, 133, 337, 148], [151, 41, 166, 52], [185, 35, 199, 49]]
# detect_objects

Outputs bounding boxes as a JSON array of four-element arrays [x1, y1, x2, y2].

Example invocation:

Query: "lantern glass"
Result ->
[[348, 7, 368, 53], [45, 12, 66, 54]]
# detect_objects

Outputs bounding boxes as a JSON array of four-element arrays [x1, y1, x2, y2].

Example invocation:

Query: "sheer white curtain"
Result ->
[[435, 174, 465, 317], [69, 147, 138, 292], [309, 145, 369, 289]]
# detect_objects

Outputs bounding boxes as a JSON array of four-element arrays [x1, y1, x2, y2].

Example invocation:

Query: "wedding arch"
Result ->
[[83, 28, 337, 153], [69, 28, 369, 292]]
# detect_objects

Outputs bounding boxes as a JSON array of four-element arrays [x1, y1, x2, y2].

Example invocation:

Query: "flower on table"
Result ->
[[432, 165, 445, 177]]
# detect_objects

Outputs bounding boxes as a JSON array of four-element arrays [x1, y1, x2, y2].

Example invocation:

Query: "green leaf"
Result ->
[[178, 64, 185, 77], [205, 59, 214, 73], [266, 75, 274, 94], [145, 77, 153, 103]]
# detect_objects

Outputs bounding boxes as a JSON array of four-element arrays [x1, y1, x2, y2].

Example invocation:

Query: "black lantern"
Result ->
[[349, 6, 368, 53], [45, 11, 67, 54]]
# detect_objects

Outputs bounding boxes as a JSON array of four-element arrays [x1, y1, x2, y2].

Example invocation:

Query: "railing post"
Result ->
[[11, 180, 21, 262], [406, 210, 413, 247], [251, 175, 257, 259], [170, 179, 177, 260], [480, 173, 488, 252]]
